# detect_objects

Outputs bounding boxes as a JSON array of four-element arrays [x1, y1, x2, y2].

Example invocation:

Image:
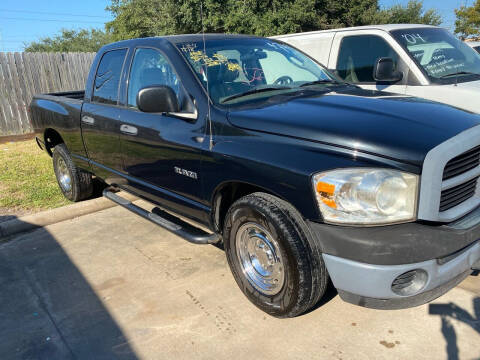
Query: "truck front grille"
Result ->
[[418, 126, 480, 222], [443, 145, 480, 180], [440, 177, 478, 212]]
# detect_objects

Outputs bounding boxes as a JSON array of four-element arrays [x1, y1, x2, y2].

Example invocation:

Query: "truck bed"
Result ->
[[30, 91, 86, 157], [45, 90, 85, 100]]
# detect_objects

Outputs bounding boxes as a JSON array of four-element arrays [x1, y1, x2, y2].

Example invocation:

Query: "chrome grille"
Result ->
[[443, 145, 480, 180], [418, 125, 480, 222], [440, 177, 478, 212]]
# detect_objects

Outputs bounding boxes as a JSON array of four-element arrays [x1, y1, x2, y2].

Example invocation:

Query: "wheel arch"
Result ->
[[44, 128, 65, 156], [211, 180, 290, 233]]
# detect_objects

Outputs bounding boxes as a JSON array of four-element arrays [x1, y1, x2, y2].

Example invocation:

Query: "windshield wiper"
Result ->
[[439, 71, 480, 79], [220, 86, 292, 103], [299, 79, 338, 87]]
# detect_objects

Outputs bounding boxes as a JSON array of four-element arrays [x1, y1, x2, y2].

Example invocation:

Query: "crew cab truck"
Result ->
[[273, 24, 480, 114], [30, 34, 480, 317]]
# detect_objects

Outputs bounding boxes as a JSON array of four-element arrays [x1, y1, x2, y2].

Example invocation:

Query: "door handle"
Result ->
[[120, 124, 138, 136], [81, 116, 95, 125]]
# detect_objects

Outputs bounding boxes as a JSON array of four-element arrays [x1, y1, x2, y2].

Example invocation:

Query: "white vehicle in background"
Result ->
[[273, 24, 480, 113], [466, 41, 480, 54]]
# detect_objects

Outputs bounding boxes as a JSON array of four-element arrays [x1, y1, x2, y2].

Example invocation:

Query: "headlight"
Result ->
[[312, 168, 418, 225]]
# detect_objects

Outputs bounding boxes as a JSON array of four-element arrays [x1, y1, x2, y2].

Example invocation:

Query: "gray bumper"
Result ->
[[323, 241, 480, 309]]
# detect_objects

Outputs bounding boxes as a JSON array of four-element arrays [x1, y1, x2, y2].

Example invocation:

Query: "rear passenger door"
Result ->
[[82, 48, 127, 181], [330, 32, 408, 94]]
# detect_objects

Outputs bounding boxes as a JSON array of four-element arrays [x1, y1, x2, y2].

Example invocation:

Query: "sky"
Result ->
[[0, 0, 113, 52], [0, 0, 471, 52], [382, 0, 466, 31]]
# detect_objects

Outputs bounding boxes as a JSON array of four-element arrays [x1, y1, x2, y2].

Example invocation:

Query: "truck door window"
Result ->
[[92, 49, 127, 105], [337, 35, 399, 83], [127, 48, 193, 112]]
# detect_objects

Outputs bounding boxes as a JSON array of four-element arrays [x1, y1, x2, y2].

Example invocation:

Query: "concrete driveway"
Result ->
[[1, 201, 479, 360]]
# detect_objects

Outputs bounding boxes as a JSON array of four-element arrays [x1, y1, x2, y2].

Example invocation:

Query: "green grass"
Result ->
[[0, 140, 69, 213]]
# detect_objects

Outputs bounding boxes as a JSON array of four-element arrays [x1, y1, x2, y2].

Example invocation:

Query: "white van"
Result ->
[[273, 24, 480, 113], [466, 41, 480, 53]]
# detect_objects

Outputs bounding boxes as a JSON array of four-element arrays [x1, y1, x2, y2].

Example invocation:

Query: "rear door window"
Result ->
[[92, 49, 127, 105]]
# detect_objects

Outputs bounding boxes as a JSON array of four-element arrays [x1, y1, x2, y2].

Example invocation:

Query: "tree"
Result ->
[[105, 0, 441, 40], [366, 0, 441, 26], [105, 0, 381, 40], [25, 29, 113, 52], [455, 0, 480, 39]]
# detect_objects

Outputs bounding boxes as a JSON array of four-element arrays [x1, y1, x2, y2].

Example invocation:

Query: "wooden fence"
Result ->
[[0, 52, 96, 136]]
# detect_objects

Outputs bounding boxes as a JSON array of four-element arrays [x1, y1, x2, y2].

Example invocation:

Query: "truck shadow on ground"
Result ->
[[429, 282, 480, 360], [0, 216, 139, 360]]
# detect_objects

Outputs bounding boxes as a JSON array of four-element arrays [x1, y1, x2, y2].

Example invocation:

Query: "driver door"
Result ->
[[330, 32, 408, 94]]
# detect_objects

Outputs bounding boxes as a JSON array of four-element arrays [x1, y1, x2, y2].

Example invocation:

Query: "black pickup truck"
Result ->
[[30, 34, 480, 317]]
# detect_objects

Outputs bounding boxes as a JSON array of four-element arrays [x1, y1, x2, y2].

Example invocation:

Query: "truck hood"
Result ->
[[414, 79, 480, 114], [227, 89, 480, 166]]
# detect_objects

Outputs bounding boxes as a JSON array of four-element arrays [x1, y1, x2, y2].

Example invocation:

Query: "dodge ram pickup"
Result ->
[[30, 34, 480, 318]]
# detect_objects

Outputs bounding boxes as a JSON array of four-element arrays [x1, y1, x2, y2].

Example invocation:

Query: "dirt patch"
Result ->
[[0, 207, 34, 223], [379, 340, 395, 348], [0, 133, 35, 144]]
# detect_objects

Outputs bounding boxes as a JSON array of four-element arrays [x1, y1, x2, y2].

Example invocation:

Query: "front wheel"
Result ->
[[223, 192, 328, 317], [53, 144, 93, 202]]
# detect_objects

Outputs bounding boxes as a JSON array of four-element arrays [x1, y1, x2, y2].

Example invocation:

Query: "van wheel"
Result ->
[[53, 144, 93, 202], [223, 192, 328, 318]]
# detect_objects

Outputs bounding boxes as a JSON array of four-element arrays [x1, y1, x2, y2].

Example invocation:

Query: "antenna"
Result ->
[[200, 1, 214, 151]]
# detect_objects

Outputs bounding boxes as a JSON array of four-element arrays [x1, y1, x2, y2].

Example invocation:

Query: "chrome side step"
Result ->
[[103, 190, 221, 245]]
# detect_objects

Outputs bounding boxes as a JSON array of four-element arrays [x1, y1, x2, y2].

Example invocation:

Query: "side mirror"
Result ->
[[373, 57, 403, 82], [137, 85, 179, 113]]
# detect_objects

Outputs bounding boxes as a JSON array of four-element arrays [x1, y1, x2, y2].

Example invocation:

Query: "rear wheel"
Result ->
[[53, 144, 93, 202], [223, 192, 328, 317]]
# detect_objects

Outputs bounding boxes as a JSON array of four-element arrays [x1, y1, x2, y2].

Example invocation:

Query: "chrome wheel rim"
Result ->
[[57, 157, 72, 192], [235, 222, 285, 296]]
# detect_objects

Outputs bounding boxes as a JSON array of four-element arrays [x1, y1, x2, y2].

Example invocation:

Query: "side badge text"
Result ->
[[174, 167, 198, 179]]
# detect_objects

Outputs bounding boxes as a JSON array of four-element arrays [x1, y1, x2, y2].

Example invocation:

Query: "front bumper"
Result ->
[[323, 241, 479, 309], [308, 205, 480, 266], [307, 206, 480, 309]]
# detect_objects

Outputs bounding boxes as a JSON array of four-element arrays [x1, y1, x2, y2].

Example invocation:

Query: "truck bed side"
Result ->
[[30, 91, 89, 170]]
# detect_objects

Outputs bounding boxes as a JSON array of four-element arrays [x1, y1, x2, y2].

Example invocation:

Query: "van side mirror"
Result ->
[[373, 57, 403, 82], [137, 85, 179, 113]]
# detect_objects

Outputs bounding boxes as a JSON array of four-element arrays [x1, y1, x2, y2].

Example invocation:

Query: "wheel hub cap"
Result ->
[[236, 223, 285, 296], [57, 158, 72, 192]]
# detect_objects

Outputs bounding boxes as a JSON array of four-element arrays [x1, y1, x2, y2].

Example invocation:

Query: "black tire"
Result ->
[[223, 192, 328, 318], [52, 144, 93, 202]]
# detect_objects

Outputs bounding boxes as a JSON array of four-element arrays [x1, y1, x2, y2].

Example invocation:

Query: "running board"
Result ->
[[103, 190, 221, 245]]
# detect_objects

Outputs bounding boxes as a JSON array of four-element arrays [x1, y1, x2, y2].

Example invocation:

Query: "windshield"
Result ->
[[176, 38, 336, 104], [391, 28, 480, 84]]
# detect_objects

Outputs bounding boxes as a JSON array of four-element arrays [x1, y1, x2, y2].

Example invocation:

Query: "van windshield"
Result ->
[[176, 38, 337, 104], [391, 28, 480, 84]]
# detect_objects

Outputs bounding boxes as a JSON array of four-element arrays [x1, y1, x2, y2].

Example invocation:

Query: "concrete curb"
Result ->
[[0, 192, 138, 239]]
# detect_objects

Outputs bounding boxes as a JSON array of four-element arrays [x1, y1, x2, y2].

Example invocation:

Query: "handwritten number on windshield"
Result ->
[[401, 33, 426, 45]]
